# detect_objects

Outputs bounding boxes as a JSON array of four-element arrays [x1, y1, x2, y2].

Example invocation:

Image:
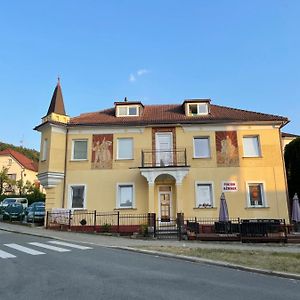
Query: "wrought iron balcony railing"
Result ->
[[141, 148, 188, 168]]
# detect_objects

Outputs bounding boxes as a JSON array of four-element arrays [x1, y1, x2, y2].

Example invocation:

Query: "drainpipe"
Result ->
[[62, 127, 69, 208]]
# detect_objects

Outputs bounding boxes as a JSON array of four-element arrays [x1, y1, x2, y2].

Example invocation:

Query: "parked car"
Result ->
[[25, 201, 45, 215], [0, 198, 28, 213], [2, 203, 25, 221], [26, 203, 45, 223]]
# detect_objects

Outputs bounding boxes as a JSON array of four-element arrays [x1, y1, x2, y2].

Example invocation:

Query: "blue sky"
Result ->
[[0, 1, 299, 150]]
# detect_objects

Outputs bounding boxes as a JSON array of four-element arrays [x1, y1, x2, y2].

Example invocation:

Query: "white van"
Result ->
[[0, 197, 28, 209]]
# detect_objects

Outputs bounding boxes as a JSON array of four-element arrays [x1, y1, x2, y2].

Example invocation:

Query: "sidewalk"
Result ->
[[0, 221, 299, 253]]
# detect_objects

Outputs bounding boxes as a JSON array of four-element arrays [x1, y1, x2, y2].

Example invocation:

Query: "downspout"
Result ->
[[62, 127, 69, 208], [278, 121, 291, 223]]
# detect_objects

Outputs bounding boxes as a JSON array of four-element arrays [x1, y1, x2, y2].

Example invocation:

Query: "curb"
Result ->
[[1, 225, 300, 281]]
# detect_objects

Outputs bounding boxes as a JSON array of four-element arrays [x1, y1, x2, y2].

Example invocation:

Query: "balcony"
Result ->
[[141, 148, 188, 168]]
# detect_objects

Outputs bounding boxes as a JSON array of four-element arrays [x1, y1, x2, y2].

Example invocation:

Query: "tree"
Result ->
[[0, 166, 10, 195], [284, 137, 300, 201]]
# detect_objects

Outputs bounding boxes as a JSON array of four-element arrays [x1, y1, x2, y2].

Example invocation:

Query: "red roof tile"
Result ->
[[69, 103, 288, 126], [0, 148, 38, 172]]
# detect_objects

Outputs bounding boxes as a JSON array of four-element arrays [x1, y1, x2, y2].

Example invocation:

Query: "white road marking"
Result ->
[[29, 242, 70, 252], [4, 244, 45, 255], [48, 241, 93, 250], [0, 249, 16, 259]]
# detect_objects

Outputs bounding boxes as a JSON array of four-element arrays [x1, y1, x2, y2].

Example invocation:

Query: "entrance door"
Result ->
[[159, 186, 172, 222], [155, 133, 173, 166]]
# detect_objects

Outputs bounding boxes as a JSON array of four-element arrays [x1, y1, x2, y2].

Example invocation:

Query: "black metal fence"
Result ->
[[45, 210, 289, 242]]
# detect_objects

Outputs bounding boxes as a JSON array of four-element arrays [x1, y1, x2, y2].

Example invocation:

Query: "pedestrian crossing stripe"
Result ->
[[0, 249, 16, 259], [48, 241, 92, 250], [4, 243, 45, 255], [28, 242, 71, 252], [0, 241, 93, 259]]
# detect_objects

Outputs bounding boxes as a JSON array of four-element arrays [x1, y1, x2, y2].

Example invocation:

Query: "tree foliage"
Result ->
[[0, 166, 10, 195], [284, 137, 300, 200]]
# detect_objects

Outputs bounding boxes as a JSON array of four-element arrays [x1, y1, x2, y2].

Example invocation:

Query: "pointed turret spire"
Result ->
[[46, 78, 66, 116]]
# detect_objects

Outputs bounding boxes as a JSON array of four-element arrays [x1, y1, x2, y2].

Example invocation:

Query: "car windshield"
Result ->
[[3, 199, 16, 204], [34, 206, 45, 212], [5, 204, 23, 213]]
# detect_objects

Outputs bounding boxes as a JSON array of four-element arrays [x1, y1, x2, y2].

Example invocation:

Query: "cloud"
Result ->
[[137, 69, 149, 76], [129, 68, 150, 83], [129, 74, 136, 82]]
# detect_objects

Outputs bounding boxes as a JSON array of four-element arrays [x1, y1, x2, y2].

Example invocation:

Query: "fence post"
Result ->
[[177, 213, 184, 241], [46, 211, 49, 229], [117, 211, 120, 234], [94, 210, 97, 232], [68, 209, 72, 231], [283, 219, 288, 243]]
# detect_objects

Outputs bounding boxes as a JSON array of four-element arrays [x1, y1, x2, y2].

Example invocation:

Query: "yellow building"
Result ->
[[281, 132, 299, 150], [0, 148, 39, 194], [35, 81, 291, 222]]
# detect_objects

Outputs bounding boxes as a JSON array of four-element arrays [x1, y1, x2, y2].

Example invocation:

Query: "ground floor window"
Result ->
[[195, 182, 214, 208], [70, 185, 86, 209], [117, 183, 134, 208], [247, 183, 265, 207]]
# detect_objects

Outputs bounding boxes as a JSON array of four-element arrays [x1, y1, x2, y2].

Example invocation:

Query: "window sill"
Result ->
[[114, 207, 137, 210], [193, 207, 217, 210], [192, 157, 211, 160], [41, 159, 46, 162], [245, 206, 269, 209], [115, 159, 134, 161], [242, 156, 262, 159], [70, 159, 88, 162]]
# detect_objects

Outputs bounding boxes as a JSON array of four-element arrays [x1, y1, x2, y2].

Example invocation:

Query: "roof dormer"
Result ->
[[183, 99, 211, 116], [114, 98, 144, 117]]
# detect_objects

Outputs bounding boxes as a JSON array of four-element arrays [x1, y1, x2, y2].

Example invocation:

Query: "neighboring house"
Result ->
[[0, 148, 39, 194], [35, 80, 290, 222], [281, 132, 299, 150]]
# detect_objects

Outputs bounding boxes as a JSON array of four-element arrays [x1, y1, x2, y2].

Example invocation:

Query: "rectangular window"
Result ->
[[248, 183, 265, 207], [243, 136, 261, 157], [117, 138, 133, 159], [8, 174, 17, 181], [70, 185, 85, 209], [188, 103, 208, 115], [72, 140, 88, 160], [117, 106, 139, 117], [117, 184, 134, 208], [196, 183, 213, 208], [8, 159, 12, 166], [42, 139, 48, 161], [194, 137, 210, 158]]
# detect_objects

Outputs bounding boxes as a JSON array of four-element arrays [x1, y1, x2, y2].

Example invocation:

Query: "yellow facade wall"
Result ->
[[40, 123, 290, 222]]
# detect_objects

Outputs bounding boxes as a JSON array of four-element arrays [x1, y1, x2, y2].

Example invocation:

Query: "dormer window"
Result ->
[[115, 101, 143, 117], [183, 99, 210, 116]]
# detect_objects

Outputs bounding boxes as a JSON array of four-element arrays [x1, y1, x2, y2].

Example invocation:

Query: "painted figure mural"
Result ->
[[216, 131, 239, 167], [92, 134, 113, 169]]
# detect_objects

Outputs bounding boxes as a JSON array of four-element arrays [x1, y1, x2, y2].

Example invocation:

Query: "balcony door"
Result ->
[[155, 132, 173, 166]]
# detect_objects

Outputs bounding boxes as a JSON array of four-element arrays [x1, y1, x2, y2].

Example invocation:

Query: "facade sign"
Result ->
[[222, 181, 238, 192]]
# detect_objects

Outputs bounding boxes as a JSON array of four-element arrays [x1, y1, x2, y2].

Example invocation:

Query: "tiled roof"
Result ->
[[0, 148, 38, 172], [69, 103, 288, 126], [281, 132, 299, 138]]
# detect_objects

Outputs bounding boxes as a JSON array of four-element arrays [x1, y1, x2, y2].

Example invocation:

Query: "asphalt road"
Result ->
[[0, 230, 299, 300]]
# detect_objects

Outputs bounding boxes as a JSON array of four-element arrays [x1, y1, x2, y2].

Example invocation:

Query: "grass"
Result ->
[[137, 246, 300, 274]]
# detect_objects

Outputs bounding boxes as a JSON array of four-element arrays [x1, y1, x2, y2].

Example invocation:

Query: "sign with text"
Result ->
[[222, 181, 238, 192]]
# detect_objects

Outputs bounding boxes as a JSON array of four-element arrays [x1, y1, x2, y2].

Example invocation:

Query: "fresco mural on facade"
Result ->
[[216, 131, 239, 167], [92, 134, 113, 169]]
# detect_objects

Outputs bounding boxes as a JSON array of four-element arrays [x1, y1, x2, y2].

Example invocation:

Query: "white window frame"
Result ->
[[71, 139, 88, 161], [188, 103, 209, 116], [116, 182, 135, 209], [41, 138, 48, 161], [246, 181, 267, 208], [194, 181, 215, 208], [117, 138, 134, 160], [117, 105, 139, 117], [242, 135, 261, 157], [68, 184, 87, 210], [193, 136, 211, 158]]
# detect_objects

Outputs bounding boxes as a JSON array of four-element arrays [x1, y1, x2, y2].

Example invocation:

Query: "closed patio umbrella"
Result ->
[[292, 193, 300, 222], [219, 192, 229, 222]]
